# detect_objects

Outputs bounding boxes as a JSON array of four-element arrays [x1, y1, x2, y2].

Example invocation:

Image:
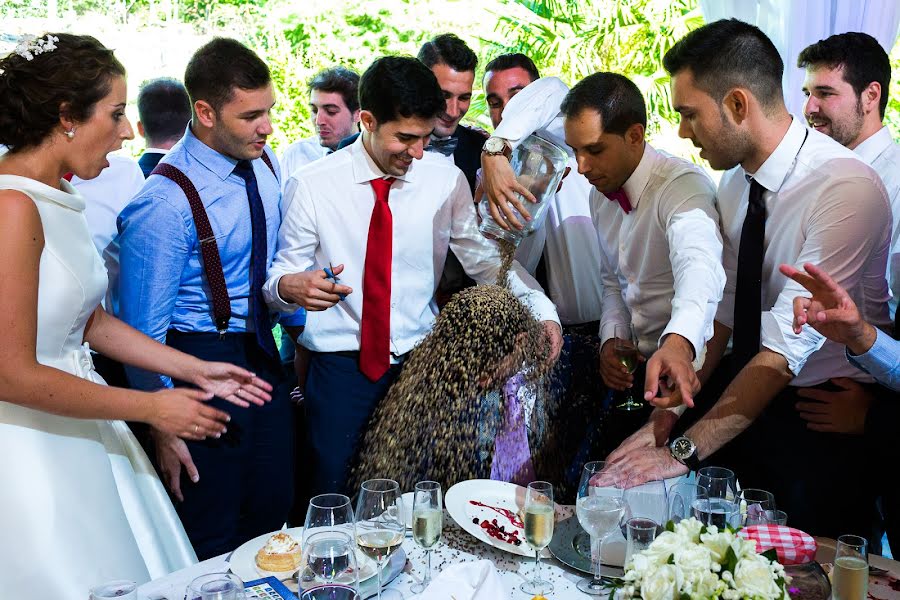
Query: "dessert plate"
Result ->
[[228, 527, 377, 583], [445, 479, 559, 558]]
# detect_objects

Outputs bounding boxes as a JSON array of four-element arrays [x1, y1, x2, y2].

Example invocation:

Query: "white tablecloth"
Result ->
[[138, 506, 609, 599]]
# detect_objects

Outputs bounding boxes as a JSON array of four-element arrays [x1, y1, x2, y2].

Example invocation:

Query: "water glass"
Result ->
[[691, 496, 741, 529], [520, 481, 555, 596], [89, 580, 137, 600], [186, 573, 244, 600], [832, 534, 868, 600], [299, 585, 361, 600], [696, 466, 738, 502], [768, 510, 788, 526], [304, 493, 355, 547], [740, 489, 776, 526], [624, 518, 658, 566], [668, 482, 708, 523], [614, 323, 643, 411], [298, 531, 359, 594], [355, 479, 405, 600], [411, 481, 443, 593], [575, 461, 626, 595], [622, 477, 668, 532]]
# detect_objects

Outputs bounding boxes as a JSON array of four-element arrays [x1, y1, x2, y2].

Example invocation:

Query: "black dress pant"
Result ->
[[163, 331, 294, 560]]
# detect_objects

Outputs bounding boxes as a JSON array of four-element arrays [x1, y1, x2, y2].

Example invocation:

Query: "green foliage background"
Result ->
[[4, 0, 900, 159]]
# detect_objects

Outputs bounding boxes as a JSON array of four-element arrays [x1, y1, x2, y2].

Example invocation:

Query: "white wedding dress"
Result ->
[[0, 175, 197, 599]]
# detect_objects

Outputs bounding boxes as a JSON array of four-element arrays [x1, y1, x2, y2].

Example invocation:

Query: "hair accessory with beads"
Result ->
[[13, 34, 59, 61]]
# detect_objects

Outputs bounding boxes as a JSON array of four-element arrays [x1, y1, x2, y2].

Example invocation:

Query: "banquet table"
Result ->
[[138, 506, 900, 600]]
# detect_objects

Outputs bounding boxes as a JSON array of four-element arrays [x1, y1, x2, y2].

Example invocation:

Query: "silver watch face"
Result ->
[[672, 437, 695, 460], [484, 137, 505, 153]]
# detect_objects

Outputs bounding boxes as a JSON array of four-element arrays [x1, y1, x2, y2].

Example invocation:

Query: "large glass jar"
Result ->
[[478, 133, 570, 245]]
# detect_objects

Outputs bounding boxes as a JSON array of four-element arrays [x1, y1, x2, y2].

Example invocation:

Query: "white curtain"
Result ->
[[699, 0, 900, 118]]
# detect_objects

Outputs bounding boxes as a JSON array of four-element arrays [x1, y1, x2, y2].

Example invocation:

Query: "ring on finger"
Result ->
[[193, 424, 199, 434]]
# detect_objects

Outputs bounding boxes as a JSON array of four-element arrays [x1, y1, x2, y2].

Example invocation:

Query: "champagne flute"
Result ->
[[411, 481, 442, 593], [304, 493, 355, 548], [298, 530, 360, 598], [355, 479, 405, 600], [520, 481, 555, 595], [832, 534, 868, 600], [575, 462, 626, 595], [614, 323, 643, 411]]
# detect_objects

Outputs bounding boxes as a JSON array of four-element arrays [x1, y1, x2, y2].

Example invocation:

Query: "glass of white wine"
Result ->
[[355, 479, 405, 600], [520, 481, 555, 595], [575, 461, 626, 595], [832, 534, 868, 600], [411, 481, 442, 593], [614, 323, 643, 411]]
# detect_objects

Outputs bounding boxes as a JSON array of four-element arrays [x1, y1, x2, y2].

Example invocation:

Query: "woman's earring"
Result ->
[[65, 129, 75, 139]]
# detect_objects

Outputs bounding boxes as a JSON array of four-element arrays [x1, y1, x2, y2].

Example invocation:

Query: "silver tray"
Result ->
[[548, 515, 624, 578]]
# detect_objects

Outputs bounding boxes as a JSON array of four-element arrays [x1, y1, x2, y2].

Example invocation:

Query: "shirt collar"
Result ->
[[143, 147, 169, 155], [182, 123, 241, 181], [621, 142, 655, 209], [745, 117, 806, 192], [350, 133, 413, 184], [854, 126, 894, 165]]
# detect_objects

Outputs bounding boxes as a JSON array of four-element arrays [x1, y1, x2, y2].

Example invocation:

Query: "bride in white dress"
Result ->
[[0, 34, 274, 599]]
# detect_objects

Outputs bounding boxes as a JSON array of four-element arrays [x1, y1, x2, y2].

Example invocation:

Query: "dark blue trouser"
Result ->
[[164, 331, 294, 560], [303, 352, 402, 498]]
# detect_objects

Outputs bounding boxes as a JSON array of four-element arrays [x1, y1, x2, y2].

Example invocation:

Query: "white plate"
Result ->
[[445, 479, 558, 557], [228, 527, 378, 583]]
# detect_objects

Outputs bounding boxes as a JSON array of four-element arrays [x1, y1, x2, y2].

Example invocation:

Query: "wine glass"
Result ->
[[520, 481, 555, 595], [832, 534, 868, 600], [355, 479, 405, 600], [297, 531, 360, 600], [186, 573, 245, 600], [739, 488, 776, 526], [696, 466, 738, 501], [668, 482, 708, 523], [411, 481, 442, 593], [614, 323, 643, 411], [575, 462, 626, 595], [304, 493, 355, 548], [695, 466, 740, 528]]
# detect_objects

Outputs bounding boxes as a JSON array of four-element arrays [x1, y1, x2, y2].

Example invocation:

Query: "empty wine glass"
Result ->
[[304, 493, 355, 548], [614, 323, 643, 411], [355, 479, 405, 600], [696, 466, 738, 501], [186, 573, 245, 600], [298, 531, 359, 597], [520, 481, 555, 596], [740, 489, 776, 526], [668, 482, 708, 523], [411, 481, 442, 594], [575, 462, 626, 595]]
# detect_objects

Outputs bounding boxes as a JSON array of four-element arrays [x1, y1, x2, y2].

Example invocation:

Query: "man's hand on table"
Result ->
[[606, 409, 679, 463], [606, 447, 688, 486], [152, 429, 198, 502]]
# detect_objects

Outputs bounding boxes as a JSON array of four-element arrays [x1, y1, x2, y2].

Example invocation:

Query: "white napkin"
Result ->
[[416, 560, 506, 600]]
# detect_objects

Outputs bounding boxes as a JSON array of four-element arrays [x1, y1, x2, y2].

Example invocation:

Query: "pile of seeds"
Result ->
[[351, 283, 553, 492]]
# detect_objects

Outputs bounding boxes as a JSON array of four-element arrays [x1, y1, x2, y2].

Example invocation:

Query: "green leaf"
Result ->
[[668, 553, 675, 564], [679, 594, 691, 600], [700, 524, 708, 535], [762, 548, 779, 563], [723, 545, 738, 575], [666, 520, 676, 532]]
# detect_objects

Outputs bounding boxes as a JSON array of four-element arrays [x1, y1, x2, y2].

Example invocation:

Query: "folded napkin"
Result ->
[[739, 524, 817, 565], [416, 560, 506, 600]]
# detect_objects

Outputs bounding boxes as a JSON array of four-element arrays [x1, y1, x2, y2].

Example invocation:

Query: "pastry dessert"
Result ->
[[255, 532, 302, 572]]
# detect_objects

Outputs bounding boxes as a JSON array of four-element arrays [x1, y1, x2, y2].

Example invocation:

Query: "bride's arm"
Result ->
[[84, 308, 272, 407], [0, 190, 228, 438]]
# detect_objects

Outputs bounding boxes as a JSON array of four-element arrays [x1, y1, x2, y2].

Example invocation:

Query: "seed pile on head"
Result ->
[[351, 284, 552, 491]]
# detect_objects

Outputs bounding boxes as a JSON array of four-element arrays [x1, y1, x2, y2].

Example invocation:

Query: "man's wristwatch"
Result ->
[[482, 136, 512, 159], [669, 435, 701, 471]]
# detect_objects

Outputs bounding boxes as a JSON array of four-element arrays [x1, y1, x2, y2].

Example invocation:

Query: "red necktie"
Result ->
[[359, 177, 395, 381], [606, 188, 632, 214], [62, 173, 74, 182]]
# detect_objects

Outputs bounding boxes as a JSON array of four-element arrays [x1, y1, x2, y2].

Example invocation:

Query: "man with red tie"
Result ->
[[263, 56, 561, 496]]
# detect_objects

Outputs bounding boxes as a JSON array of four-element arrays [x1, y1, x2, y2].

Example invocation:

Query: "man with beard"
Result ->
[[607, 19, 891, 542]]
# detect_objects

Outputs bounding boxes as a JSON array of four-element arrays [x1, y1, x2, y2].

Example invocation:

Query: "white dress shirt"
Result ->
[[594, 144, 724, 362], [854, 125, 900, 317], [489, 76, 605, 325], [716, 118, 892, 386], [280, 135, 328, 194], [263, 135, 559, 358]]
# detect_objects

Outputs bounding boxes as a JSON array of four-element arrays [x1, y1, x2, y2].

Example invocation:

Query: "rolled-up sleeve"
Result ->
[[492, 77, 571, 153]]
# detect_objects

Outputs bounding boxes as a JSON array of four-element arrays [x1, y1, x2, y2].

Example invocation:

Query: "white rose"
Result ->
[[628, 552, 652, 576], [640, 564, 682, 600], [701, 531, 733, 563], [645, 531, 683, 564], [733, 556, 782, 598], [692, 569, 723, 598], [675, 517, 703, 543], [674, 543, 712, 580]]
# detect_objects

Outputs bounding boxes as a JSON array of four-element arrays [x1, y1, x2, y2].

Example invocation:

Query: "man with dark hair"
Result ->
[[483, 53, 540, 129], [610, 19, 891, 541], [263, 55, 561, 497], [281, 66, 361, 184], [116, 38, 298, 558], [136, 77, 192, 178]]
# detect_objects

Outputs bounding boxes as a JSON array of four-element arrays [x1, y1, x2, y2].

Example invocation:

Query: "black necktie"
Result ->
[[233, 160, 277, 358], [427, 137, 458, 157], [732, 178, 766, 369]]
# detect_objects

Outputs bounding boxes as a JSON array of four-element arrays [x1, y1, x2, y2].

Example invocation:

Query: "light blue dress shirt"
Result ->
[[116, 126, 305, 390], [847, 329, 900, 391]]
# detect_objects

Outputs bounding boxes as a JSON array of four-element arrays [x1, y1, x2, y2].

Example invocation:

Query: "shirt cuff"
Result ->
[[263, 273, 302, 313], [658, 312, 705, 361], [279, 307, 307, 327], [846, 329, 896, 381]]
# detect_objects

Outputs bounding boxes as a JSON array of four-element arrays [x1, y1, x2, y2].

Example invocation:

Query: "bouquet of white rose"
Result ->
[[617, 517, 791, 600]]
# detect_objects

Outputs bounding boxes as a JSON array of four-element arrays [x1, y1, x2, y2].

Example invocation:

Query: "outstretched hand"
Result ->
[[192, 362, 273, 408]]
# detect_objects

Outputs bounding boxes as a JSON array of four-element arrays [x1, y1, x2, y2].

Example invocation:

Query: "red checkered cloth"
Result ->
[[738, 525, 817, 565]]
